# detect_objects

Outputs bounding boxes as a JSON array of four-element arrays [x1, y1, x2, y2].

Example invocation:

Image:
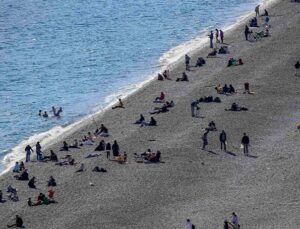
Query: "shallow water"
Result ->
[[0, 0, 260, 169]]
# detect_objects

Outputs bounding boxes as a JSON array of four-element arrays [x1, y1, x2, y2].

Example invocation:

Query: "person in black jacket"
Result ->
[[112, 140, 120, 157], [7, 215, 23, 228], [241, 133, 250, 155], [219, 130, 227, 151]]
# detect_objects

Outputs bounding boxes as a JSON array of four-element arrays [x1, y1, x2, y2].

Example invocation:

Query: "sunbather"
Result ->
[[76, 163, 85, 172], [95, 124, 109, 137], [163, 70, 171, 80], [150, 104, 169, 114], [28, 177, 36, 189], [134, 114, 145, 124], [112, 98, 124, 109], [207, 49, 217, 58], [154, 92, 165, 103], [12, 162, 20, 173], [226, 103, 248, 111], [14, 169, 29, 181], [60, 141, 69, 151], [95, 140, 106, 151], [48, 176, 56, 187], [92, 166, 107, 172], [55, 155, 75, 166], [176, 72, 189, 82]]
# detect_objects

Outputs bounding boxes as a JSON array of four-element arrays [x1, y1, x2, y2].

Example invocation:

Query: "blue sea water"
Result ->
[[0, 0, 260, 170]]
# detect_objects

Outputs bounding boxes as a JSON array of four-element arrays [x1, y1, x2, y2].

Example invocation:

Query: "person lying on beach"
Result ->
[[163, 70, 171, 80], [7, 215, 23, 228], [154, 92, 165, 103], [207, 49, 217, 58], [60, 141, 69, 151], [42, 150, 58, 162], [95, 124, 109, 137], [92, 166, 107, 172], [225, 103, 248, 111], [227, 58, 243, 67], [75, 163, 85, 172], [206, 121, 217, 131], [176, 72, 189, 82], [28, 177, 36, 189], [8, 191, 19, 202], [95, 140, 106, 151], [134, 114, 145, 124], [112, 98, 124, 109], [55, 155, 75, 166], [12, 162, 20, 173], [195, 57, 206, 66], [85, 153, 100, 158], [218, 46, 229, 54], [149, 104, 169, 114], [14, 169, 29, 181], [80, 137, 94, 146], [47, 176, 57, 187], [69, 139, 79, 149]]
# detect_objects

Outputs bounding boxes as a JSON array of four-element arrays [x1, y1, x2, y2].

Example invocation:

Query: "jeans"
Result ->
[[220, 141, 226, 151], [243, 144, 249, 155], [26, 152, 31, 162]]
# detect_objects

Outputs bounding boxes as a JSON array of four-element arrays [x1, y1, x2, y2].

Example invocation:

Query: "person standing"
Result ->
[[241, 133, 250, 156], [295, 61, 300, 76], [215, 29, 220, 43], [25, 145, 33, 162], [185, 54, 191, 71], [209, 31, 214, 48], [191, 100, 199, 117], [35, 142, 42, 161], [112, 140, 120, 157], [220, 30, 224, 43], [245, 25, 250, 41], [255, 5, 260, 17], [106, 142, 111, 159], [202, 130, 209, 150], [219, 130, 227, 151]]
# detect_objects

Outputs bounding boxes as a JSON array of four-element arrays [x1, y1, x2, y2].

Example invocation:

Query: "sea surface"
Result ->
[[0, 0, 260, 171]]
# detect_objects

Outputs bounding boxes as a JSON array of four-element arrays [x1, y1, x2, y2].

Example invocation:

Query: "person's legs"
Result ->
[[191, 106, 195, 117], [245, 144, 249, 155], [26, 153, 30, 162], [243, 144, 246, 155]]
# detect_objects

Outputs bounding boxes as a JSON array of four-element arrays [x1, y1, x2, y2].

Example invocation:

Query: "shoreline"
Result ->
[[1, 0, 264, 175], [0, 0, 299, 228]]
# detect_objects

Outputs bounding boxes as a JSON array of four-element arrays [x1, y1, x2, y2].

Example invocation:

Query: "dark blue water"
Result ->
[[0, 0, 259, 169]]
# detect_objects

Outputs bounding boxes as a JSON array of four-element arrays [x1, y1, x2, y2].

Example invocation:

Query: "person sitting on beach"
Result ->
[[81, 137, 94, 146], [112, 140, 120, 157], [76, 163, 85, 172], [154, 92, 165, 103], [215, 84, 223, 94], [69, 139, 79, 148], [228, 84, 236, 94], [135, 114, 145, 124], [92, 166, 107, 172], [95, 140, 106, 151], [14, 169, 29, 181], [163, 70, 171, 80], [145, 151, 161, 163], [8, 191, 19, 202], [60, 141, 69, 151], [238, 58, 244, 65], [95, 124, 109, 137], [112, 98, 124, 109], [195, 57, 206, 66], [295, 61, 300, 76], [19, 161, 25, 171], [149, 117, 157, 126], [223, 84, 229, 93], [12, 162, 20, 173], [7, 215, 23, 228], [176, 72, 189, 82], [165, 100, 175, 108], [50, 150, 58, 161], [243, 82, 250, 94], [28, 177, 36, 189], [43, 111, 48, 118], [207, 49, 217, 58], [48, 189, 56, 203], [157, 73, 164, 81], [48, 176, 57, 187], [207, 121, 217, 131]]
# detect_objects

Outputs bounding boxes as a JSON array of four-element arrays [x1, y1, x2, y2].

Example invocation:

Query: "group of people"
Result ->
[[157, 70, 171, 81], [208, 29, 225, 49], [215, 84, 236, 94], [227, 58, 243, 67], [38, 106, 63, 118]]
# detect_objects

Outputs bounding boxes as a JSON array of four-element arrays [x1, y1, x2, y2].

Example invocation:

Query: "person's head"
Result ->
[[15, 162, 19, 165], [39, 110, 42, 113], [243, 133, 246, 136], [114, 140, 117, 144], [119, 98, 122, 102], [222, 130, 225, 133], [186, 219, 190, 223], [232, 212, 236, 216]]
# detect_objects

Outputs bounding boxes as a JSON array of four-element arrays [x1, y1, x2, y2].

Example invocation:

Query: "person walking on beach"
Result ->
[[219, 130, 227, 151], [202, 130, 209, 150], [220, 30, 224, 43], [185, 54, 191, 71], [295, 61, 300, 76], [209, 31, 214, 48], [241, 133, 250, 156], [215, 29, 220, 43], [185, 219, 195, 229], [244, 25, 250, 41], [191, 100, 199, 117], [25, 145, 33, 162], [255, 5, 260, 17], [35, 142, 42, 161]]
